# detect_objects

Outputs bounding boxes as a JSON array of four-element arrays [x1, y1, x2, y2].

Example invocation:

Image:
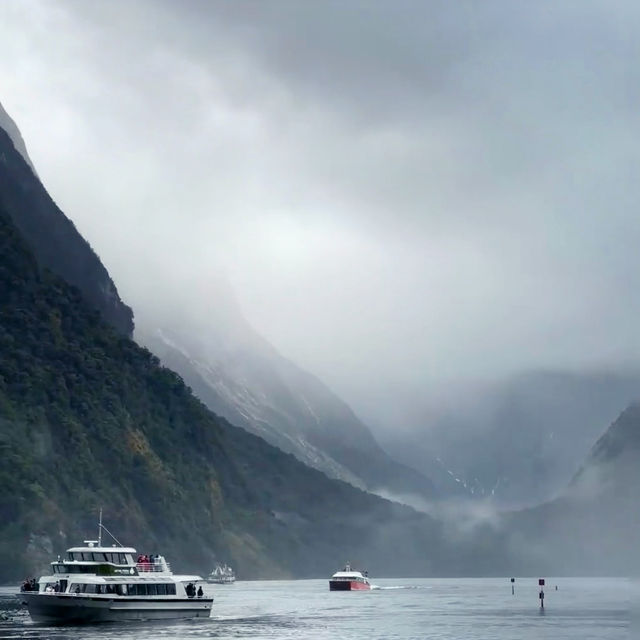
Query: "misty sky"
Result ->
[[1, 1, 639, 428]]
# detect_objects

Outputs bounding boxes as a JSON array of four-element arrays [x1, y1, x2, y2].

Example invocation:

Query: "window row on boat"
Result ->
[[67, 551, 131, 564], [52, 564, 135, 575], [65, 582, 178, 596]]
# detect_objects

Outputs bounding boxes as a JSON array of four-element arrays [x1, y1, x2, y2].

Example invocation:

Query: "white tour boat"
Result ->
[[328, 562, 371, 591], [206, 563, 235, 584], [19, 516, 213, 623]]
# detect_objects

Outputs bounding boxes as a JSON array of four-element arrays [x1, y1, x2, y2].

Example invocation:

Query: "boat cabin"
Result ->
[[48, 541, 171, 579], [330, 563, 369, 583]]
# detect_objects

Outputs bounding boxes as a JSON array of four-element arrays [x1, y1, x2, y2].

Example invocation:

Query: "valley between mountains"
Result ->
[[0, 102, 638, 583]]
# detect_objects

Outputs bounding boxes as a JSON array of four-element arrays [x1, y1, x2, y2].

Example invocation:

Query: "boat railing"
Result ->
[[136, 561, 171, 573]]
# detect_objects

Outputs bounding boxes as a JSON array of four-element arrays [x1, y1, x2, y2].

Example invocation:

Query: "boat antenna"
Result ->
[[97, 510, 124, 547]]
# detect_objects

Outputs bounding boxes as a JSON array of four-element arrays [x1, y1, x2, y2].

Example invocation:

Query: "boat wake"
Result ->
[[371, 585, 425, 590]]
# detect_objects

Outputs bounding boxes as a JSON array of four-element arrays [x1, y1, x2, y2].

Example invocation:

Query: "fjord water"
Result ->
[[0, 578, 632, 639]]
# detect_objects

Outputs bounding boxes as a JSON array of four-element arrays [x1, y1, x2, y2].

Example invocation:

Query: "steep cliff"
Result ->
[[0, 117, 134, 337], [0, 100, 36, 174]]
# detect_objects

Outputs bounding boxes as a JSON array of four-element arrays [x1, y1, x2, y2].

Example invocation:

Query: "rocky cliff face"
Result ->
[[138, 318, 437, 502], [0, 109, 133, 337]]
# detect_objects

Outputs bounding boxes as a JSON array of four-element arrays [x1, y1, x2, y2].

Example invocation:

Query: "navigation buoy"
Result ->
[[510, 577, 515, 595], [538, 578, 545, 609]]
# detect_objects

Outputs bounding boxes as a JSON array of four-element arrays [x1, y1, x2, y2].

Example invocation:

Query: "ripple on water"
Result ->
[[0, 578, 631, 640]]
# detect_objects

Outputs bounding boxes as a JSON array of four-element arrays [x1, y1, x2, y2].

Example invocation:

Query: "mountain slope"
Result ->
[[381, 370, 640, 506], [0, 101, 36, 174], [0, 200, 466, 583], [0, 119, 133, 336], [138, 319, 437, 502], [505, 404, 640, 575]]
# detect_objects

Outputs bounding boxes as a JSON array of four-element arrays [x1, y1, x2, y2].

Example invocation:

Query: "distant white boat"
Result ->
[[206, 563, 235, 584], [19, 514, 212, 623]]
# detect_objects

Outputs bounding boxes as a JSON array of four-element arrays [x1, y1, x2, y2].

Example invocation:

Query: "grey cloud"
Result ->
[[0, 0, 639, 430]]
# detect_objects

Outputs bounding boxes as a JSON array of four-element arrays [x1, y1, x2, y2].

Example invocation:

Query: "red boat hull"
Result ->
[[329, 580, 371, 591]]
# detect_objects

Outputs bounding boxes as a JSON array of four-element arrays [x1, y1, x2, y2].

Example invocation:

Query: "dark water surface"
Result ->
[[0, 578, 634, 639]]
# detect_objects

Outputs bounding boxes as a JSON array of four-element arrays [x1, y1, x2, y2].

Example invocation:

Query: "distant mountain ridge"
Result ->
[[0, 108, 133, 336], [380, 370, 640, 507], [504, 403, 640, 575]]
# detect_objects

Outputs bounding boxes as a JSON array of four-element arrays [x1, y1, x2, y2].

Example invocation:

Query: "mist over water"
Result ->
[[1, 579, 632, 639]]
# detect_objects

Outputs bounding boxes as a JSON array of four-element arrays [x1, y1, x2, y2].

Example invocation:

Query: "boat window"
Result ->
[[156, 584, 166, 596], [67, 552, 74, 561], [70, 583, 84, 594], [147, 584, 157, 596], [62, 564, 96, 573], [118, 553, 127, 565], [115, 584, 126, 596], [167, 583, 176, 595], [138, 584, 148, 596]]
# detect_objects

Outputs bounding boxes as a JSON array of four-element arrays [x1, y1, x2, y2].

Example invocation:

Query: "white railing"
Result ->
[[136, 561, 171, 573]]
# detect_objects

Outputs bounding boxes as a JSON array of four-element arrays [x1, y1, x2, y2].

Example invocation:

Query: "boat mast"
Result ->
[[98, 508, 103, 547]]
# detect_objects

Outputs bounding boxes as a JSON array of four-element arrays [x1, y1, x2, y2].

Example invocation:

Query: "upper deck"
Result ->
[[330, 571, 367, 580], [48, 542, 171, 576], [330, 562, 368, 581]]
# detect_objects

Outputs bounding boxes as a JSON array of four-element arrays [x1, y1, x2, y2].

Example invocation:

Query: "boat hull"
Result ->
[[22, 593, 213, 623], [329, 580, 371, 591]]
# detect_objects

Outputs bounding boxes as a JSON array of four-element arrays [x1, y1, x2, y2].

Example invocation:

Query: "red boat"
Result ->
[[329, 563, 371, 591]]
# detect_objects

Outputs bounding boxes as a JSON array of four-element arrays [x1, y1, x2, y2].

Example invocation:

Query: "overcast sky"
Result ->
[[1, 0, 639, 428]]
